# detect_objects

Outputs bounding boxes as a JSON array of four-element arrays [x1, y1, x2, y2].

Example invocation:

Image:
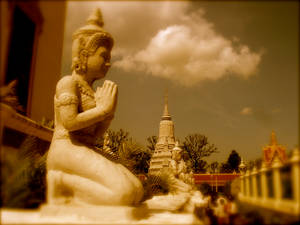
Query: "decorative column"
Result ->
[[272, 155, 283, 203], [290, 148, 300, 207], [239, 159, 246, 197], [260, 162, 268, 201], [245, 169, 250, 198]]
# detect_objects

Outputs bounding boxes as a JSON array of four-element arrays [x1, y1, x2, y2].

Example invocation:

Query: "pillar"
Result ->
[[252, 166, 258, 199], [272, 155, 283, 202], [290, 148, 300, 204], [245, 169, 250, 197], [260, 162, 267, 200], [240, 174, 244, 197]]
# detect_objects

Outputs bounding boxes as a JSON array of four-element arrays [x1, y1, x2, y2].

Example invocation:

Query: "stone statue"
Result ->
[[167, 146, 192, 193], [46, 9, 143, 206], [145, 145, 204, 213], [170, 142, 195, 186]]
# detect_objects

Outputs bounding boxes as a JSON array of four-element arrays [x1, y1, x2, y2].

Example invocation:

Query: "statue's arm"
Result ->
[[56, 77, 117, 131]]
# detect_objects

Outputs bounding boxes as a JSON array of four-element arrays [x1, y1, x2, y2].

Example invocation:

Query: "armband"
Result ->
[[55, 93, 79, 107]]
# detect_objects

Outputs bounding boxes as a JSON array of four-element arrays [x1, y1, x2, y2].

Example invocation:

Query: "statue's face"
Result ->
[[86, 46, 111, 81]]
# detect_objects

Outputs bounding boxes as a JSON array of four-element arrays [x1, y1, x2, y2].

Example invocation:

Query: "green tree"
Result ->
[[119, 139, 152, 174], [227, 150, 241, 172], [107, 129, 129, 153], [219, 150, 242, 173], [95, 128, 129, 153], [182, 134, 218, 173], [210, 161, 219, 173], [219, 162, 232, 173], [95, 129, 152, 174]]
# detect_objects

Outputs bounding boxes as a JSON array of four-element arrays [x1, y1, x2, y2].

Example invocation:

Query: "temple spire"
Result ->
[[162, 90, 171, 120]]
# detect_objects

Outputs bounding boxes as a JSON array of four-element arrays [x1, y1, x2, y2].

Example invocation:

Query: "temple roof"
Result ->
[[263, 131, 287, 165]]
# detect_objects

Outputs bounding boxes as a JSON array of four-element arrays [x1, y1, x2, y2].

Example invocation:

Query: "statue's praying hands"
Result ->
[[95, 80, 118, 116]]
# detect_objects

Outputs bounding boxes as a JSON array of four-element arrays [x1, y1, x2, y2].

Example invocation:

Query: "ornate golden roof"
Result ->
[[263, 131, 287, 165]]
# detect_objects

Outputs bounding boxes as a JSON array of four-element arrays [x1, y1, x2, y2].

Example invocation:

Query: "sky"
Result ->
[[61, 1, 299, 163]]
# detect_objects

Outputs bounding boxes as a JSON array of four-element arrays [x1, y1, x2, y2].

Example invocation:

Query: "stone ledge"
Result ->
[[1, 205, 203, 224]]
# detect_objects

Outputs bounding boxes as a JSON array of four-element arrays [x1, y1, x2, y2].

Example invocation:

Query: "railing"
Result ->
[[238, 148, 300, 216], [0, 103, 53, 142]]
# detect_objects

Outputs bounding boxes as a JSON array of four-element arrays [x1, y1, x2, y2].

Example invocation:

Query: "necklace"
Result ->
[[76, 77, 94, 98]]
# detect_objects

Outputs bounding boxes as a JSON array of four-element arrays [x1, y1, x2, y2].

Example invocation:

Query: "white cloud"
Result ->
[[106, 4, 263, 86], [64, 2, 262, 86], [241, 107, 253, 115]]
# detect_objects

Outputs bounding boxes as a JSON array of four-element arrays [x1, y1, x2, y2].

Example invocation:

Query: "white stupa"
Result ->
[[149, 93, 176, 174]]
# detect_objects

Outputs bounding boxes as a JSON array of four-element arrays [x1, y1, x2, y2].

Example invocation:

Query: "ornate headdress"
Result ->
[[72, 8, 114, 74]]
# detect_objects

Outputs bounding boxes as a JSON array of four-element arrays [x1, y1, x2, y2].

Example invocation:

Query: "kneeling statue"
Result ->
[[46, 9, 144, 206]]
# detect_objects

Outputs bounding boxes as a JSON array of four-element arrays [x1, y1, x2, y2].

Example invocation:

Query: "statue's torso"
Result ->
[[53, 76, 98, 144]]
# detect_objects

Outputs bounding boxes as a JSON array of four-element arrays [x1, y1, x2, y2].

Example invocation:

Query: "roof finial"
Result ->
[[164, 89, 169, 114], [162, 89, 171, 120], [87, 8, 104, 27], [271, 130, 277, 145]]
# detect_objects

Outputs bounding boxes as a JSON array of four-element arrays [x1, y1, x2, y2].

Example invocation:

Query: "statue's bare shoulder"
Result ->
[[56, 75, 77, 97]]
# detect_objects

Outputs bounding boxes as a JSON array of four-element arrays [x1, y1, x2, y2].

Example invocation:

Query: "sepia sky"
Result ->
[[61, 1, 299, 163]]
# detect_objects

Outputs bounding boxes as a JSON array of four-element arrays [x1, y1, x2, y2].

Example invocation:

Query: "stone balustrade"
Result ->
[[238, 148, 300, 216]]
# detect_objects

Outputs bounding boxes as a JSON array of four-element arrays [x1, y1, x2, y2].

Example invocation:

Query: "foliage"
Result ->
[[209, 161, 219, 173], [219, 162, 232, 173], [106, 129, 129, 153], [227, 150, 241, 172], [182, 134, 218, 173], [95, 128, 130, 153], [219, 150, 241, 173], [146, 135, 158, 152], [95, 129, 152, 174], [246, 158, 262, 170], [119, 138, 152, 174], [197, 160, 209, 173], [142, 170, 177, 200], [1, 136, 48, 208]]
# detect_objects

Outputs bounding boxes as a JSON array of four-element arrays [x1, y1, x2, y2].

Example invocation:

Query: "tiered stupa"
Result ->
[[262, 131, 287, 166], [149, 93, 176, 174]]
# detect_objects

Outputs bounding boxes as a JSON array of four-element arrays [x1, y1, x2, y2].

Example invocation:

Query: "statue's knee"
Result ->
[[47, 170, 75, 204]]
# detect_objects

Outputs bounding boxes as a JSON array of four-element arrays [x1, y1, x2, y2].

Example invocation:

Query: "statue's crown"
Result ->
[[72, 8, 109, 40], [87, 8, 104, 27]]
